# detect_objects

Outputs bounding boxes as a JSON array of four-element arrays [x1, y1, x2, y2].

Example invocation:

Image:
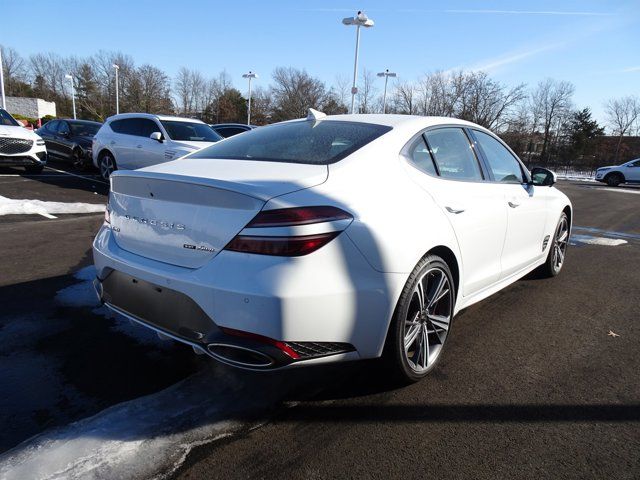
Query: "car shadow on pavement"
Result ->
[[0, 164, 108, 198], [275, 403, 640, 423]]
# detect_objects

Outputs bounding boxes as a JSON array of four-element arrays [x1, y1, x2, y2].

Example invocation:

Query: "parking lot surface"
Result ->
[[0, 163, 638, 479]]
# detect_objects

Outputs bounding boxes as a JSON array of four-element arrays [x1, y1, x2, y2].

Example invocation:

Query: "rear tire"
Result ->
[[538, 212, 569, 278], [98, 151, 117, 180], [606, 173, 623, 187], [383, 255, 455, 384]]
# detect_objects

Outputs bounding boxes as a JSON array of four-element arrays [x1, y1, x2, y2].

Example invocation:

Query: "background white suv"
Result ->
[[0, 108, 48, 174], [595, 158, 640, 187], [92, 113, 222, 180]]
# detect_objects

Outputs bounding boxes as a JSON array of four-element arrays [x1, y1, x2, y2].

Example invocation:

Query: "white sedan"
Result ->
[[93, 112, 572, 383]]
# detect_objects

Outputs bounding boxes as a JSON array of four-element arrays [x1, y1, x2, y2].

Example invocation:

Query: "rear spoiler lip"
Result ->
[[110, 169, 327, 203]]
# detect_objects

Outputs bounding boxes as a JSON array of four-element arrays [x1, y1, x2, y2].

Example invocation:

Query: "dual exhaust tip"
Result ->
[[207, 343, 275, 369]]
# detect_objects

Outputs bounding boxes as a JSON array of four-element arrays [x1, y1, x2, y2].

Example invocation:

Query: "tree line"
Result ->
[[2, 44, 639, 171]]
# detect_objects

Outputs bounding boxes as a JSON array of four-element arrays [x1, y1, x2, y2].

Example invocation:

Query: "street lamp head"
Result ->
[[342, 10, 374, 27], [65, 74, 73, 80], [112, 64, 119, 70]]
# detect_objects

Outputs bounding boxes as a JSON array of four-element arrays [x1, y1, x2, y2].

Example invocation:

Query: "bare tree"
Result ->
[[393, 81, 417, 114], [357, 69, 377, 113], [332, 74, 351, 107], [175, 67, 207, 115], [530, 79, 575, 163], [605, 95, 640, 161], [270, 67, 327, 121], [0, 45, 28, 95]]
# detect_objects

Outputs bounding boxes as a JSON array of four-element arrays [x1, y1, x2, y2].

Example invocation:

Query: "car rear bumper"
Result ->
[[92, 224, 404, 370]]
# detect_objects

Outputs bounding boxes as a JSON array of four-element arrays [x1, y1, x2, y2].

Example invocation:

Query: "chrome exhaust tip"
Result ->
[[207, 343, 275, 368]]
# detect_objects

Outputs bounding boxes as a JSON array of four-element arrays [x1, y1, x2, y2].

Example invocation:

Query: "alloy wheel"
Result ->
[[403, 266, 453, 373], [552, 216, 569, 272], [100, 154, 115, 180]]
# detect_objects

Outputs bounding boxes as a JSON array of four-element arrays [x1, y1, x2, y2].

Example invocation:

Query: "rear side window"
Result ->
[[424, 128, 483, 181], [189, 120, 392, 165], [110, 119, 137, 135], [110, 118, 160, 137], [473, 130, 524, 183], [407, 136, 437, 176]]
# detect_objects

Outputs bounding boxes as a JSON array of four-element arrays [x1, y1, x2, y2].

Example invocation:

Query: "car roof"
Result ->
[[106, 113, 205, 124], [317, 114, 479, 129], [58, 119, 102, 125], [210, 123, 255, 128]]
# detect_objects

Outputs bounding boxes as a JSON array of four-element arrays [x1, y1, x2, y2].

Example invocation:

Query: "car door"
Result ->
[[56, 121, 74, 160], [108, 119, 140, 169], [624, 159, 640, 182], [470, 129, 548, 279], [407, 127, 508, 297], [39, 120, 59, 155], [132, 118, 167, 168]]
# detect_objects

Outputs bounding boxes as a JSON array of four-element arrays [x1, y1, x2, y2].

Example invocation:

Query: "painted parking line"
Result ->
[[44, 166, 108, 185]]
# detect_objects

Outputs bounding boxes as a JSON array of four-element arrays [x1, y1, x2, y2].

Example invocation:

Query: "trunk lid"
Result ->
[[109, 159, 327, 268]]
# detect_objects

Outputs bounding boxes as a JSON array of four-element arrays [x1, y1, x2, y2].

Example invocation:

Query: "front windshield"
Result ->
[[0, 109, 20, 127], [69, 122, 101, 137], [160, 121, 222, 142]]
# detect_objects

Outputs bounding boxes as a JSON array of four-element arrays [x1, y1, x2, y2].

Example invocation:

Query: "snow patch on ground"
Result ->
[[0, 366, 283, 480], [0, 195, 105, 217], [570, 234, 628, 246]]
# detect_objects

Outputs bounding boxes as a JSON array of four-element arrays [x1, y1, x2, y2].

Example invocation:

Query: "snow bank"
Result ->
[[5, 266, 294, 479], [570, 234, 627, 246], [0, 365, 280, 480], [0, 195, 105, 217]]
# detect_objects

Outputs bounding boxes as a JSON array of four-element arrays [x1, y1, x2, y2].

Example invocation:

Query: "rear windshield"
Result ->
[[160, 120, 222, 142], [70, 122, 101, 136], [189, 120, 392, 165]]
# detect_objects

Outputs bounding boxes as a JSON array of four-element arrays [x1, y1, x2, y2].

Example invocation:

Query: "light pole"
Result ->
[[113, 64, 120, 114], [242, 71, 258, 125], [377, 69, 396, 114], [65, 74, 76, 120], [342, 11, 374, 114], [0, 48, 6, 110]]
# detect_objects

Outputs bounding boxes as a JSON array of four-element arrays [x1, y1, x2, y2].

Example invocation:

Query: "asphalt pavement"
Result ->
[[174, 181, 640, 480], [0, 164, 638, 478]]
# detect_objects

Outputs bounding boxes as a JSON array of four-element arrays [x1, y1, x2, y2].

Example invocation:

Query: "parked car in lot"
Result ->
[[0, 108, 48, 173], [93, 112, 572, 383], [92, 113, 222, 180], [209, 123, 256, 138], [595, 158, 640, 186], [36, 119, 102, 169]]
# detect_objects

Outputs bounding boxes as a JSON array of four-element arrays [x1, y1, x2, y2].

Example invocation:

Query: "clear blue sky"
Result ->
[[3, 0, 639, 124]]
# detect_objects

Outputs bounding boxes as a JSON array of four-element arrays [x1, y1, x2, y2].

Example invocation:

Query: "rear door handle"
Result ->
[[445, 206, 465, 214], [137, 145, 143, 148], [110, 141, 116, 145], [508, 201, 520, 208]]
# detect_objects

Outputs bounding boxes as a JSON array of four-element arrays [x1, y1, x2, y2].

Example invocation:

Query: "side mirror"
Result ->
[[530, 167, 557, 187], [150, 131, 163, 142]]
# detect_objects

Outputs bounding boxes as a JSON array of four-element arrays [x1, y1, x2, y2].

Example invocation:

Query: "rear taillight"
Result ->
[[246, 206, 352, 227], [224, 206, 353, 257]]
